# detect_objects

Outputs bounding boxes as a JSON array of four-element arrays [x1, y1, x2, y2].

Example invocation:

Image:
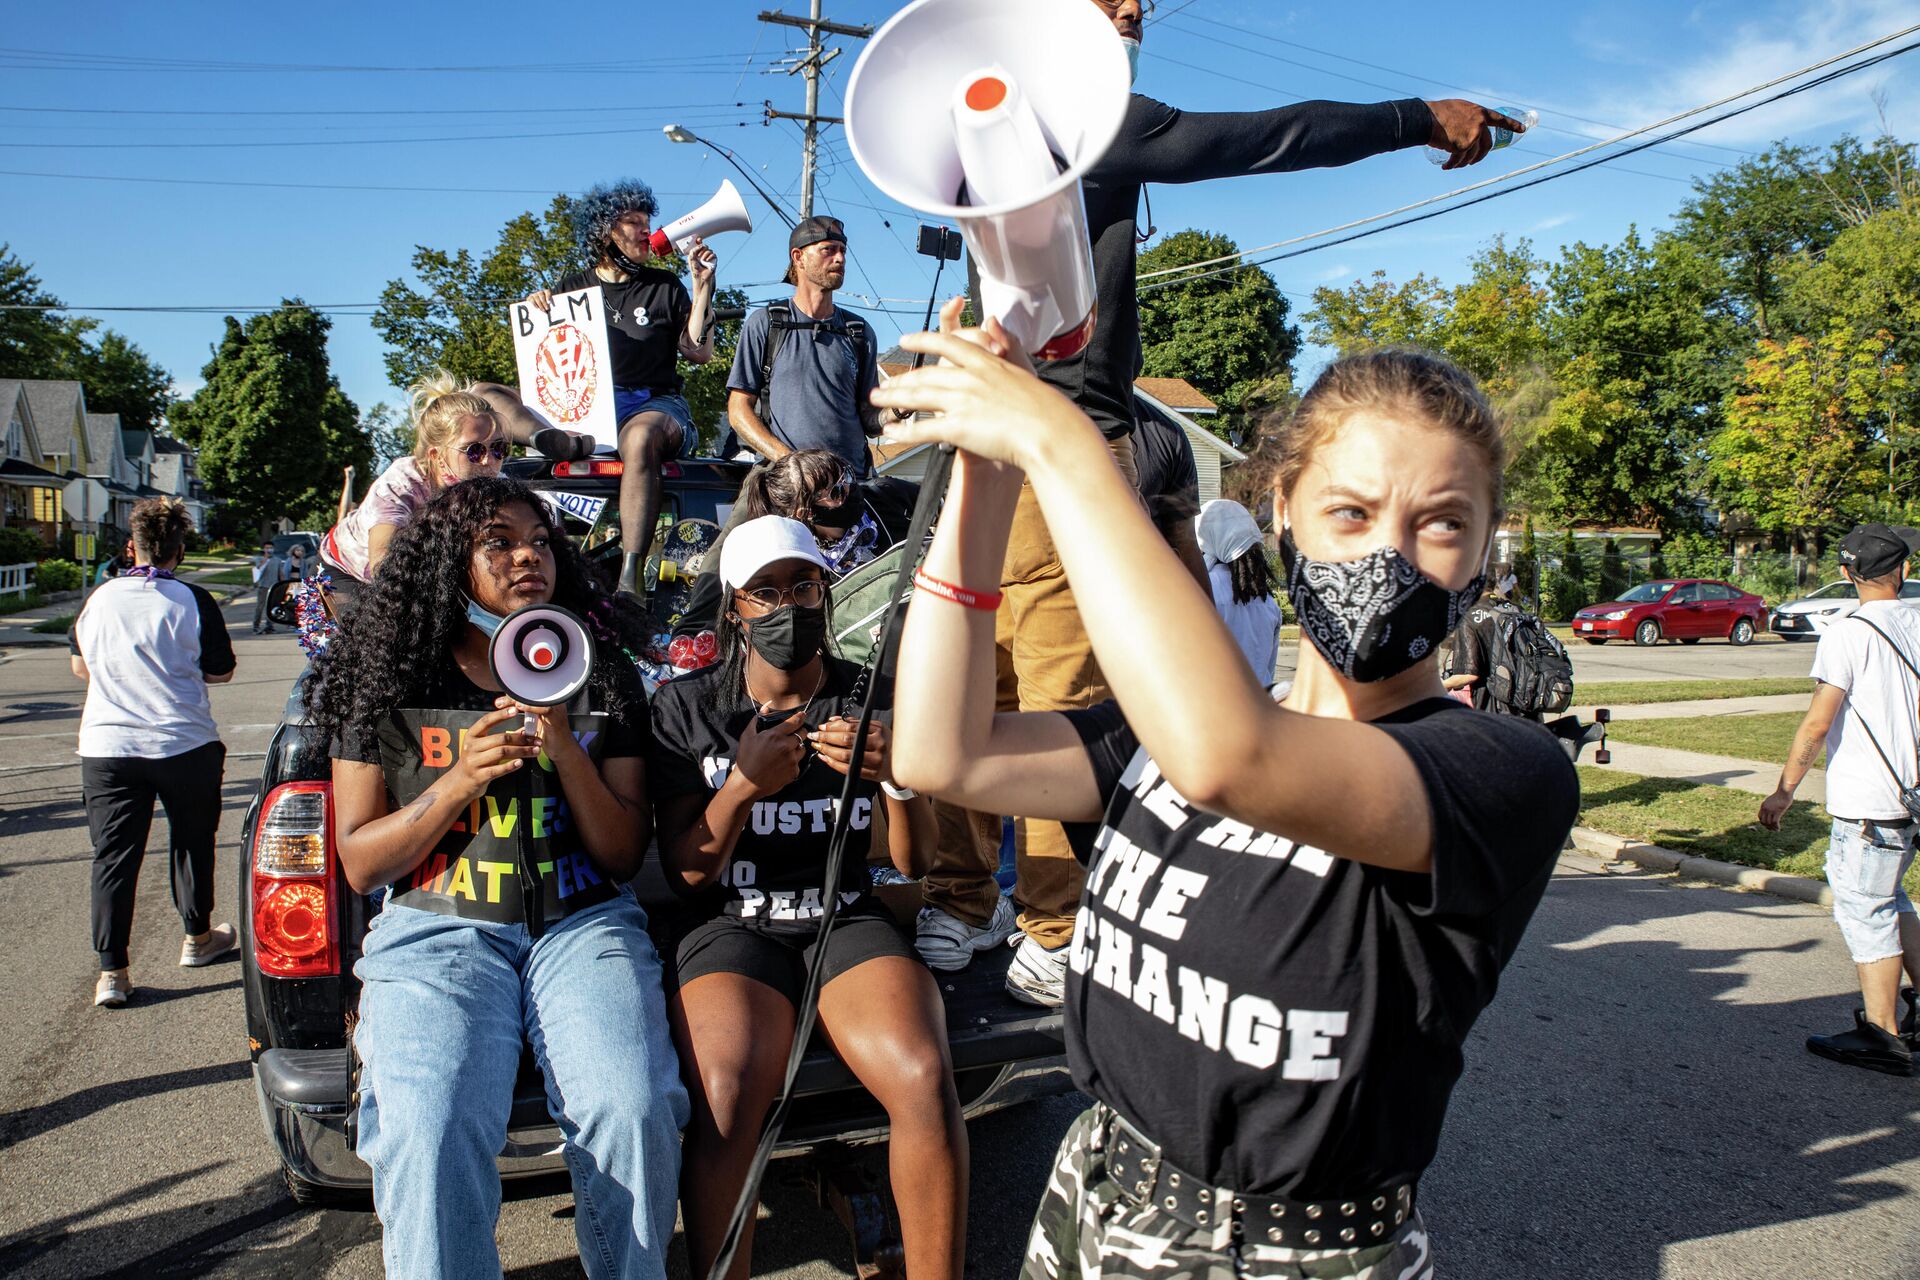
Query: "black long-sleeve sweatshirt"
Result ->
[[981, 93, 1437, 438]]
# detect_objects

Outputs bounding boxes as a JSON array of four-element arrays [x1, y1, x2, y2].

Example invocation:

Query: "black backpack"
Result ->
[[1487, 608, 1576, 716], [721, 301, 874, 460]]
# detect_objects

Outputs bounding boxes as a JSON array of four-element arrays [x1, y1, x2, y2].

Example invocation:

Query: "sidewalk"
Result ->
[[0, 568, 255, 649], [1591, 738, 1823, 803], [1574, 692, 1810, 721]]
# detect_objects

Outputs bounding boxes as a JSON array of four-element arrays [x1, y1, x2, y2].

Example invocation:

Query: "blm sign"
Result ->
[[510, 286, 617, 441]]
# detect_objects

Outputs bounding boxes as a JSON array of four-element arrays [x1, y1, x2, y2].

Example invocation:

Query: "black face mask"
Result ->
[[605, 241, 650, 276], [743, 604, 827, 672], [1279, 527, 1485, 684]]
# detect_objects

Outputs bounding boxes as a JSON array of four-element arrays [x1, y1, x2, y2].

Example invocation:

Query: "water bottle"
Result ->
[[1428, 108, 1539, 165]]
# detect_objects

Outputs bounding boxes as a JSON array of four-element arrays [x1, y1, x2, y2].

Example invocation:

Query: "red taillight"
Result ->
[[552, 459, 625, 478], [251, 782, 338, 978]]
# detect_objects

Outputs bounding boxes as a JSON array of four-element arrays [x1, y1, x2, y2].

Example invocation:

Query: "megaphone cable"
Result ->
[[703, 442, 955, 1280]]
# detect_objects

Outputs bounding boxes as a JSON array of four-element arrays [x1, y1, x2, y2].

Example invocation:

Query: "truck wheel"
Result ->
[[1633, 620, 1661, 647], [1730, 618, 1755, 646]]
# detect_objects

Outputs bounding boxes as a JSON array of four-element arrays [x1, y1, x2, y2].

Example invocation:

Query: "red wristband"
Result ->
[[912, 568, 1003, 611]]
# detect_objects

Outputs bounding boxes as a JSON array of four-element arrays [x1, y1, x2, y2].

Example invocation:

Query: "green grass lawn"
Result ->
[[193, 567, 257, 586], [1605, 710, 1811, 765], [1577, 677, 1811, 706], [1576, 765, 1920, 898], [31, 612, 75, 635], [0, 590, 45, 617]]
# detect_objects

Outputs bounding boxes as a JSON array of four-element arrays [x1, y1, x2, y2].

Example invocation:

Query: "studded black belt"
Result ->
[[1099, 1106, 1416, 1251]]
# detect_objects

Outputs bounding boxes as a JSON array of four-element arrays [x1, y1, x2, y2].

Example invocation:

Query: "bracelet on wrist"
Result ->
[[912, 569, 1003, 612], [881, 781, 916, 801]]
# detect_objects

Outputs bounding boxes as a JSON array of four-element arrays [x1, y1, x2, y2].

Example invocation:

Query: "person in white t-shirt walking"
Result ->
[[1762, 523, 1920, 1076], [69, 498, 239, 1008]]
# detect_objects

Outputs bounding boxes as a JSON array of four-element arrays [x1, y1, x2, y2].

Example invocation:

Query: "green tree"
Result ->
[[1305, 269, 1447, 355], [174, 302, 368, 535], [1137, 229, 1298, 442], [1529, 229, 1739, 530], [362, 402, 413, 468], [63, 330, 172, 433], [0, 244, 72, 379], [1707, 327, 1909, 552]]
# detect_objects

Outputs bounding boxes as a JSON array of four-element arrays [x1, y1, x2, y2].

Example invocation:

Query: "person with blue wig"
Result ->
[[479, 179, 719, 596]]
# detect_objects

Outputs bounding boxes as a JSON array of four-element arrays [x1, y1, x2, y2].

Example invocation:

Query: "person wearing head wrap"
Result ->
[[1196, 499, 1285, 684]]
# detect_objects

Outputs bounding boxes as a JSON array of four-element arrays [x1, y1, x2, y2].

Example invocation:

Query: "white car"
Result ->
[[1769, 580, 1920, 640]]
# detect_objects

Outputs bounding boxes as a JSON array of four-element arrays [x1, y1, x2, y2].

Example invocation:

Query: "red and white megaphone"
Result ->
[[488, 604, 595, 733], [845, 0, 1129, 359], [649, 179, 754, 258]]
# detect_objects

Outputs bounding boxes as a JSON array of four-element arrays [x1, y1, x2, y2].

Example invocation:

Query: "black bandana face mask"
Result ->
[[1279, 527, 1485, 684], [741, 603, 827, 672]]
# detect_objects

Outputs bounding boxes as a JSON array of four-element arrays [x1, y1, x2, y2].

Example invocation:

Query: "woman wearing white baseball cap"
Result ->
[[646, 515, 962, 1279]]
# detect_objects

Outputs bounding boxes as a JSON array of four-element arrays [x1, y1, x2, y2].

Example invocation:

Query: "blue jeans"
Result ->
[[354, 889, 689, 1279], [1827, 817, 1920, 964], [615, 388, 695, 453]]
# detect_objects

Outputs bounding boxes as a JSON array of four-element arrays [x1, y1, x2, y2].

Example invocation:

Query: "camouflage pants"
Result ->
[[1022, 1105, 1435, 1280]]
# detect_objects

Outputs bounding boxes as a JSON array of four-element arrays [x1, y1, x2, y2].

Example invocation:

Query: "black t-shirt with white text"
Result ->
[[648, 657, 884, 931], [557, 266, 691, 394], [1060, 696, 1577, 1200]]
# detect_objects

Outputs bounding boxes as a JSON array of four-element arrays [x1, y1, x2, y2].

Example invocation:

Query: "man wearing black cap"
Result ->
[[1762, 522, 1920, 1076], [726, 217, 903, 476]]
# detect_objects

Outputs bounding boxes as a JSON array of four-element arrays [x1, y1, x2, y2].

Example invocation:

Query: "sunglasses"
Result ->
[[735, 579, 828, 612], [1092, 0, 1154, 14], [455, 440, 511, 464]]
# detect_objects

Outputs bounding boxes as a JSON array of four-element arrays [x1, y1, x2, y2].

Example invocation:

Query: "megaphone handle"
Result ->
[[522, 711, 540, 738]]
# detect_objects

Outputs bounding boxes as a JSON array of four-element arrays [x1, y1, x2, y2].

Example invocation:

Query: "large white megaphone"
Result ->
[[488, 604, 595, 732], [649, 179, 754, 258], [846, 0, 1130, 359]]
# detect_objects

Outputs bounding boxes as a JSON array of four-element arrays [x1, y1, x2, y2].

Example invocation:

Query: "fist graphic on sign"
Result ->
[[533, 322, 599, 425]]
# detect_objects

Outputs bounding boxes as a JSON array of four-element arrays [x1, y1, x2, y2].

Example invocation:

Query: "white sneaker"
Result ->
[[180, 922, 238, 968], [915, 897, 1018, 972], [94, 970, 131, 1008], [1005, 932, 1069, 1007]]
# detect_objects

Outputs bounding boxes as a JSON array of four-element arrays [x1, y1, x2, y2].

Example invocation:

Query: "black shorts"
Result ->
[[673, 899, 915, 1006]]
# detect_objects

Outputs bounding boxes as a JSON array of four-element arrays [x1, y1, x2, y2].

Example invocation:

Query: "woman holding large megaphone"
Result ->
[[305, 476, 688, 1280], [883, 302, 1577, 1280]]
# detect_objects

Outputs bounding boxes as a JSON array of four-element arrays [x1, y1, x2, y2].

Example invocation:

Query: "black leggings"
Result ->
[[83, 741, 226, 969]]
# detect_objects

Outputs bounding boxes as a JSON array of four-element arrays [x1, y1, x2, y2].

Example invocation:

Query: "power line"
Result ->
[[0, 101, 752, 118], [0, 168, 713, 199], [0, 46, 761, 74], [1138, 21, 1920, 289], [0, 120, 759, 150], [1166, 12, 1760, 161], [1139, 31, 1920, 294]]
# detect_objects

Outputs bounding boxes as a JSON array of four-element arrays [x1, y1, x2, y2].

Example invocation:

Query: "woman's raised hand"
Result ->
[[868, 296, 1097, 471], [526, 288, 554, 312], [447, 706, 541, 802], [733, 706, 809, 797]]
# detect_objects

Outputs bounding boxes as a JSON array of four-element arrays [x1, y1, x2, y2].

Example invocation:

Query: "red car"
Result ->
[[1571, 578, 1767, 646]]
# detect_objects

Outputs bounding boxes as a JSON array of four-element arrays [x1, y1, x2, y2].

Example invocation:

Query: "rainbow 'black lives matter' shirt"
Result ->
[[335, 668, 650, 926]]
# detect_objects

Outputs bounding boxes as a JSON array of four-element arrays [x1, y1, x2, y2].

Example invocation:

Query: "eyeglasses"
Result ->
[[809, 475, 854, 511], [456, 440, 511, 464], [1091, 0, 1154, 14], [734, 579, 828, 612]]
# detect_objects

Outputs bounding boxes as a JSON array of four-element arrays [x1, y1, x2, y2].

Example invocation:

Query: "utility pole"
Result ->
[[757, 5, 872, 219]]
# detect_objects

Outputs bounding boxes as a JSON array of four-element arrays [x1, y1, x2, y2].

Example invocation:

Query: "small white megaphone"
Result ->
[[488, 604, 595, 733], [845, 0, 1130, 359], [649, 179, 754, 258]]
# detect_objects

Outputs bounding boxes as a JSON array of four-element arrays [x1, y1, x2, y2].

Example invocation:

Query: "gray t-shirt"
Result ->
[[726, 299, 879, 475]]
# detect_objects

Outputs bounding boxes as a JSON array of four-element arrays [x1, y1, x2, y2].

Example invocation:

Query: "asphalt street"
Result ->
[[1, 605, 1914, 1278]]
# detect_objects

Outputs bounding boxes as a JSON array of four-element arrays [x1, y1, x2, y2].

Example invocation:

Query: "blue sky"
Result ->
[[2, 0, 1915, 420]]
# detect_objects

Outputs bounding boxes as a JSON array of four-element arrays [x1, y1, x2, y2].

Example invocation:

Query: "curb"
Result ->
[[1570, 826, 1832, 907]]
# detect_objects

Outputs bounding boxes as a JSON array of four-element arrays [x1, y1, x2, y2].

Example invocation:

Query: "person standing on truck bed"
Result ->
[[481, 179, 719, 598], [922, 0, 1529, 1011], [724, 217, 909, 478], [304, 476, 687, 1280], [71, 497, 238, 1009], [648, 515, 961, 1280], [883, 307, 1577, 1279]]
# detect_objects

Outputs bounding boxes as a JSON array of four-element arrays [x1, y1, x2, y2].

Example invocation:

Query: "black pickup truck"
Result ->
[[238, 454, 1071, 1263]]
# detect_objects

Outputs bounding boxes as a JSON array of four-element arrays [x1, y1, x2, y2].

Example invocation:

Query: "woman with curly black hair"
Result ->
[[304, 475, 687, 1280], [479, 179, 720, 596]]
